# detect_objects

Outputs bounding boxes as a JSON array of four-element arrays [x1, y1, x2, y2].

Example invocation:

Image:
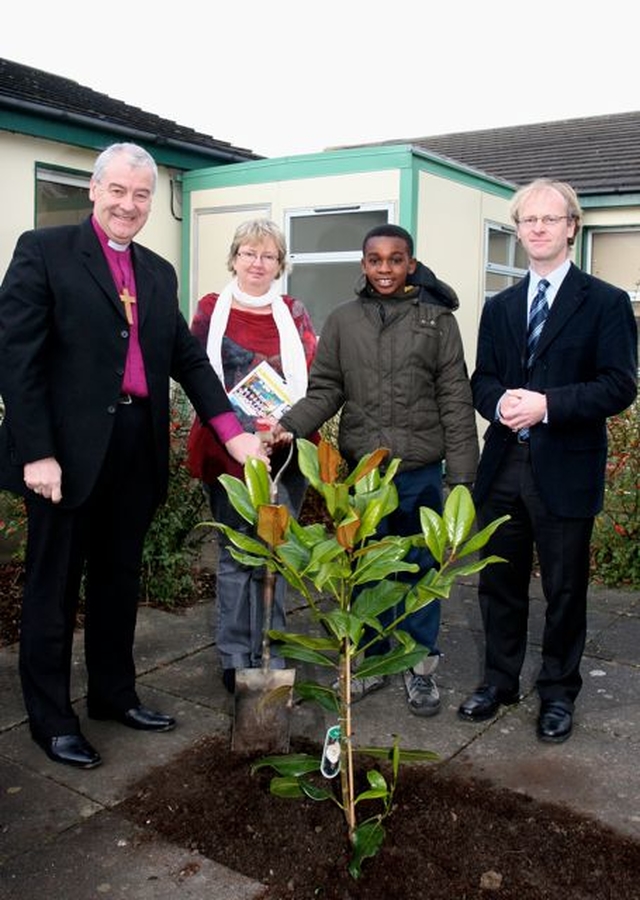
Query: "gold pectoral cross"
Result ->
[[119, 286, 136, 325]]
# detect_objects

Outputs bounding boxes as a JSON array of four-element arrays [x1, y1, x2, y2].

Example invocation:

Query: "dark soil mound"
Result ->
[[119, 734, 640, 900]]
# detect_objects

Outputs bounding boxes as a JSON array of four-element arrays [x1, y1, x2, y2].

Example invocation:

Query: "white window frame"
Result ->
[[484, 220, 527, 300]]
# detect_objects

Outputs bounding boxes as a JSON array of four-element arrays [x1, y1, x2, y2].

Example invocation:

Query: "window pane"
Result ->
[[287, 262, 362, 333], [485, 271, 520, 296], [591, 230, 640, 294], [290, 210, 388, 254], [485, 224, 527, 300], [515, 241, 528, 269], [488, 230, 510, 266], [36, 180, 92, 227]]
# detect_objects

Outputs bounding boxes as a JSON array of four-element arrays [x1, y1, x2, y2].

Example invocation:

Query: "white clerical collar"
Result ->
[[108, 239, 130, 252]]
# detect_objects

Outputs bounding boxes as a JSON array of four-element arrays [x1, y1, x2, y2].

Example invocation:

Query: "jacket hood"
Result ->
[[355, 260, 459, 311], [407, 261, 459, 310]]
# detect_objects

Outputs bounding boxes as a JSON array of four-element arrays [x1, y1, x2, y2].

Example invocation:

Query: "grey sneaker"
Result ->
[[333, 674, 389, 703], [403, 667, 441, 717]]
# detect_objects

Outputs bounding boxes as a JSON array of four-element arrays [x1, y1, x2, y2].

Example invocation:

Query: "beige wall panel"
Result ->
[[417, 172, 512, 369], [583, 208, 640, 228]]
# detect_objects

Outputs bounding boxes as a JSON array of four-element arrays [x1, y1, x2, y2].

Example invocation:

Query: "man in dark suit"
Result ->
[[0, 143, 268, 768], [458, 178, 637, 743]]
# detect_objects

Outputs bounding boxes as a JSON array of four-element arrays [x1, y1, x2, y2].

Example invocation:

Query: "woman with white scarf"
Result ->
[[187, 220, 317, 693]]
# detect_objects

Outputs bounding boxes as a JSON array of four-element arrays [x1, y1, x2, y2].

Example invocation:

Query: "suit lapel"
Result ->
[[78, 220, 128, 319], [535, 264, 586, 359]]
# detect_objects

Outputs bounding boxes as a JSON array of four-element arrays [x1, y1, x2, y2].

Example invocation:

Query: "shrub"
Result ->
[[0, 490, 27, 562], [591, 397, 640, 588], [139, 383, 207, 604], [214, 439, 508, 878]]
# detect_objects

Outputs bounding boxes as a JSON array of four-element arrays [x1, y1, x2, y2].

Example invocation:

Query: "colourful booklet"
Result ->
[[227, 360, 292, 420]]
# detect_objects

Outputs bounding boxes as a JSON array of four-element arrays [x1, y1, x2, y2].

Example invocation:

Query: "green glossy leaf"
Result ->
[[269, 630, 340, 652], [218, 474, 257, 524], [380, 457, 402, 485], [288, 519, 327, 548], [300, 781, 334, 802], [454, 514, 511, 558], [215, 524, 270, 557], [405, 586, 446, 613], [366, 770, 388, 791], [251, 753, 320, 776], [356, 497, 390, 541], [391, 739, 400, 781], [355, 787, 388, 803], [352, 580, 407, 619], [228, 549, 270, 568], [323, 609, 365, 643], [244, 457, 271, 507], [352, 485, 398, 529], [349, 820, 385, 879], [321, 482, 351, 520], [355, 646, 429, 678], [352, 541, 417, 585], [313, 559, 352, 591], [268, 776, 305, 798], [276, 539, 311, 574], [296, 438, 321, 488], [294, 680, 339, 713], [442, 484, 476, 546], [275, 644, 336, 666], [309, 538, 347, 568], [419, 506, 447, 564], [352, 469, 380, 494]]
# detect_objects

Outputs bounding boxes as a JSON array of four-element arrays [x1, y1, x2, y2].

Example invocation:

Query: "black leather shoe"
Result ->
[[537, 701, 573, 743], [458, 684, 520, 722], [88, 703, 176, 732], [34, 733, 102, 768]]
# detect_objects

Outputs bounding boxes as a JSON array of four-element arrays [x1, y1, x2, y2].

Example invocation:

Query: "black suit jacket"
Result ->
[[472, 263, 637, 518], [0, 217, 231, 508]]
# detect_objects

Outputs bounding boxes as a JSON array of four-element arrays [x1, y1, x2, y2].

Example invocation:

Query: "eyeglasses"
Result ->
[[516, 215, 573, 228], [236, 250, 280, 264]]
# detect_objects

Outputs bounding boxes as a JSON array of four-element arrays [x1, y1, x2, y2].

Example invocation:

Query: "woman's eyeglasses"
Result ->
[[236, 250, 280, 264]]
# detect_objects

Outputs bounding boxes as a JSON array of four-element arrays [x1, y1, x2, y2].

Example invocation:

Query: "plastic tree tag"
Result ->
[[320, 725, 341, 779]]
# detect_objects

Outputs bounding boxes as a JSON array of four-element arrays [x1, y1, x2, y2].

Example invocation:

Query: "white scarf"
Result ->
[[205, 277, 308, 402]]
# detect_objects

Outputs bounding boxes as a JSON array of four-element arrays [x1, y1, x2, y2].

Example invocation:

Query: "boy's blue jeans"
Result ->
[[360, 463, 443, 658]]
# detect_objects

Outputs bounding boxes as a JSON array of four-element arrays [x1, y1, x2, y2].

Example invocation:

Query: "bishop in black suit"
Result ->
[[0, 143, 267, 768]]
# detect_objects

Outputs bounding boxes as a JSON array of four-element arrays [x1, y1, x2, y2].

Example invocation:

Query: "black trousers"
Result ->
[[477, 443, 594, 705], [19, 401, 158, 739]]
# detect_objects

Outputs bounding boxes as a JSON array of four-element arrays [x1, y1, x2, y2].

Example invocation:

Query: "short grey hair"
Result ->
[[92, 143, 158, 194]]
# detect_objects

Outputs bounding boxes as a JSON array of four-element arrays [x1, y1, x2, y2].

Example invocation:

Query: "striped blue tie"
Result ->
[[518, 278, 550, 441], [527, 279, 550, 369]]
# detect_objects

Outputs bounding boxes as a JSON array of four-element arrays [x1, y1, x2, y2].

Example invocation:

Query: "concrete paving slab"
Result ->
[[0, 755, 102, 864], [446, 703, 640, 841], [586, 612, 640, 664], [0, 692, 230, 807], [0, 809, 264, 900]]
